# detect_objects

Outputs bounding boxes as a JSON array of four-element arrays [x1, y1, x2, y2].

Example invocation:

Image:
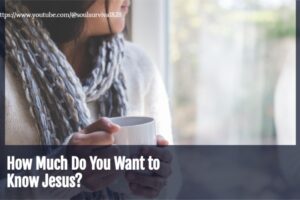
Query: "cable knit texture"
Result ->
[[5, 1, 130, 145], [5, 41, 173, 145]]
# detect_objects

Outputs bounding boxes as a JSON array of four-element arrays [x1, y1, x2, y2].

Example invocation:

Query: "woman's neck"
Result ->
[[59, 38, 92, 81]]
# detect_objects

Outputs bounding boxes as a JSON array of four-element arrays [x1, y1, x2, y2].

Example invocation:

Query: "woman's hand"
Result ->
[[67, 117, 120, 192], [69, 117, 120, 146], [125, 135, 173, 198]]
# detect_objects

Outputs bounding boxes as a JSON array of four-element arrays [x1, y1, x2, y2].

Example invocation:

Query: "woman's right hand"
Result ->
[[67, 117, 120, 192], [69, 117, 120, 146]]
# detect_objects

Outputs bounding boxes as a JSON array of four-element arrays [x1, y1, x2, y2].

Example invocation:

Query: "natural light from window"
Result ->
[[169, 0, 296, 145]]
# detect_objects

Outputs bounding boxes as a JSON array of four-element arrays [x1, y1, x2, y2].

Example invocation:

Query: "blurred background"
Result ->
[[130, 0, 296, 145]]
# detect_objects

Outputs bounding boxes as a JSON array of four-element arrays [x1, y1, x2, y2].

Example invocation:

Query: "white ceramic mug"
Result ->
[[110, 116, 156, 145], [109, 116, 156, 195]]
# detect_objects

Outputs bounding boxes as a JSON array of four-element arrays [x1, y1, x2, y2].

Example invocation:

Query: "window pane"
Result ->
[[169, 0, 296, 144]]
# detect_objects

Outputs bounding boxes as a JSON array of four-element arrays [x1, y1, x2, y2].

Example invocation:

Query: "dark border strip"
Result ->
[[0, 0, 5, 146], [296, 0, 299, 145], [0, 0, 5, 180]]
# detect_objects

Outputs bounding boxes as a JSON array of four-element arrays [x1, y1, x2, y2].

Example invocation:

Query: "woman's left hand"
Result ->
[[125, 135, 173, 198]]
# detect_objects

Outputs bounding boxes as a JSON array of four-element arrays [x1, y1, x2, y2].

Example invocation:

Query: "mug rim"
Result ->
[[109, 116, 155, 128]]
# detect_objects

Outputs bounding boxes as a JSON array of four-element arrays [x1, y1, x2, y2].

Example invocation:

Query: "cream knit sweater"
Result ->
[[5, 42, 173, 145]]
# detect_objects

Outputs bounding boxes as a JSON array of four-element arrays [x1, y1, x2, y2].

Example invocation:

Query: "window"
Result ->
[[131, 0, 296, 145], [130, 0, 169, 84]]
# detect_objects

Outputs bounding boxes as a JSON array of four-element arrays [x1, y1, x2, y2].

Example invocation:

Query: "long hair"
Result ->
[[22, 0, 113, 44]]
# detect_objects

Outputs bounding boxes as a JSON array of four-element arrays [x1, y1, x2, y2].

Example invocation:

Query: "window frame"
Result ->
[[130, 0, 171, 93]]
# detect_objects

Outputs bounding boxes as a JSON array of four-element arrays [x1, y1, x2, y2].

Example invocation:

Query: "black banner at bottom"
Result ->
[[0, 145, 299, 199]]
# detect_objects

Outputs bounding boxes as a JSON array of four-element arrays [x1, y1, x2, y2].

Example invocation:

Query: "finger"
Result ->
[[153, 162, 172, 178], [71, 131, 115, 146], [156, 135, 169, 146], [129, 183, 160, 199], [84, 117, 120, 134], [126, 172, 166, 191], [142, 147, 173, 163]]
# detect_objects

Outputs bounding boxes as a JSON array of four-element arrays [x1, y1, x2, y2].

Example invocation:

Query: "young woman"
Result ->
[[5, 0, 173, 198]]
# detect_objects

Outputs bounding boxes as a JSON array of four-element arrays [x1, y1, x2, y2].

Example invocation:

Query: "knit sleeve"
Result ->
[[144, 65, 173, 144], [122, 41, 173, 143], [274, 64, 296, 145]]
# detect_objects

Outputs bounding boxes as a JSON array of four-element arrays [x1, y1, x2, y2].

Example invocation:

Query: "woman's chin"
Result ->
[[111, 20, 126, 34]]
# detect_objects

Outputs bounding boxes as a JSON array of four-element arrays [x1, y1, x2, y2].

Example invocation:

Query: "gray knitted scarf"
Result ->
[[5, 1, 128, 145]]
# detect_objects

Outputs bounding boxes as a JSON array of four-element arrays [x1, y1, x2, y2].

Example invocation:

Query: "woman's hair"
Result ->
[[22, 0, 100, 44]]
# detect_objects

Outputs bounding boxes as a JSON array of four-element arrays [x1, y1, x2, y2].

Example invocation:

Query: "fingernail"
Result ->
[[106, 121, 113, 128], [114, 124, 121, 130]]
